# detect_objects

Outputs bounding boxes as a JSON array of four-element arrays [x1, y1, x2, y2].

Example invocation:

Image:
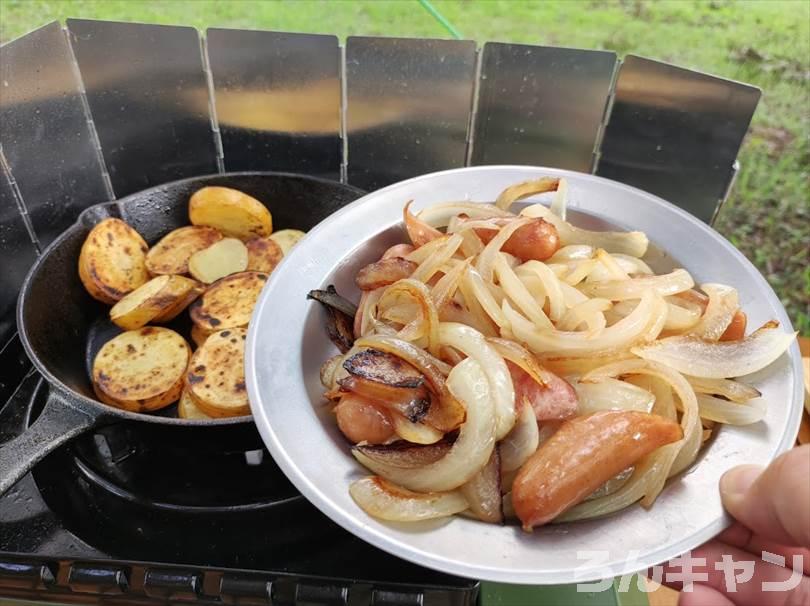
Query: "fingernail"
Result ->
[[720, 464, 762, 503]]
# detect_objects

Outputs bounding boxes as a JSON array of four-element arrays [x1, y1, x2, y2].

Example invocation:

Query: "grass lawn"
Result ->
[[2, 0, 808, 334]]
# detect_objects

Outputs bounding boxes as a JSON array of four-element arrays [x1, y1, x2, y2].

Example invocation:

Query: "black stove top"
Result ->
[[0, 336, 478, 605]]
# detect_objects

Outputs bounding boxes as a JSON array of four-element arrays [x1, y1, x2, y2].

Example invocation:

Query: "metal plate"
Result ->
[[247, 165, 802, 584], [0, 21, 111, 246], [0, 166, 37, 347], [472, 43, 617, 172], [345, 37, 476, 191], [67, 19, 218, 196], [206, 29, 341, 180], [597, 55, 760, 223]]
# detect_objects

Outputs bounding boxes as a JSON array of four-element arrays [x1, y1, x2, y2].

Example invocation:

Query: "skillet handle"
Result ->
[[0, 390, 102, 495]]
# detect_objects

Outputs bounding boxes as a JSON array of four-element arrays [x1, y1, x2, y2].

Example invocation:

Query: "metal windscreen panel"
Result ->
[[471, 43, 617, 172], [597, 55, 760, 223], [0, 165, 38, 347], [67, 19, 218, 196], [0, 21, 111, 246], [345, 36, 477, 191], [206, 29, 341, 180]]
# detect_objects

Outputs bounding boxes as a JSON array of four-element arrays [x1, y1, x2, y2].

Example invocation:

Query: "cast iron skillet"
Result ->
[[0, 171, 364, 495]]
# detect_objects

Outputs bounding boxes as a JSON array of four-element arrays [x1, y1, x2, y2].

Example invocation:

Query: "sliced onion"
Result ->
[[357, 287, 385, 337], [499, 399, 540, 472], [405, 236, 454, 264], [689, 283, 739, 340], [417, 202, 513, 228], [549, 245, 594, 263], [390, 413, 445, 444], [495, 177, 561, 211], [663, 299, 703, 331], [574, 378, 655, 413], [580, 269, 694, 300], [354, 441, 451, 467], [685, 375, 761, 402], [504, 290, 656, 357], [459, 228, 484, 257], [542, 352, 634, 377], [439, 322, 516, 440], [613, 254, 653, 275], [378, 279, 441, 356], [564, 259, 599, 286], [431, 258, 470, 311], [486, 338, 555, 386], [515, 261, 566, 321], [404, 201, 443, 246], [494, 254, 553, 329], [585, 467, 634, 501], [549, 177, 568, 220], [696, 394, 766, 425], [476, 217, 532, 282], [521, 203, 649, 257], [411, 233, 463, 284], [639, 295, 669, 343], [353, 357, 496, 491], [463, 266, 508, 328], [557, 298, 612, 331], [456, 270, 500, 337], [595, 249, 629, 280], [320, 355, 343, 389], [632, 320, 797, 378], [559, 281, 589, 308], [349, 476, 468, 521], [460, 448, 503, 523]]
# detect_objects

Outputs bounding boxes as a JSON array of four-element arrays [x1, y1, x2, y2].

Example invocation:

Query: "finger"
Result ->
[[659, 540, 809, 606], [720, 445, 810, 547], [677, 583, 735, 606], [717, 523, 810, 574]]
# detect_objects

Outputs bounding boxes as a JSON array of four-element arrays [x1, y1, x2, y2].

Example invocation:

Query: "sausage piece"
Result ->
[[512, 410, 682, 530], [507, 361, 578, 421], [475, 218, 560, 262]]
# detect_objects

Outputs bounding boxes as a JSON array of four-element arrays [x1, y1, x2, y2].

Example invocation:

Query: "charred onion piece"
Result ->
[[308, 285, 357, 353], [307, 285, 358, 318], [338, 375, 430, 422], [354, 440, 452, 468], [343, 349, 425, 389], [356, 257, 417, 291]]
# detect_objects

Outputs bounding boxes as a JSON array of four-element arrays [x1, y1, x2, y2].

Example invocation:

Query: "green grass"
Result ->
[[2, 0, 808, 334]]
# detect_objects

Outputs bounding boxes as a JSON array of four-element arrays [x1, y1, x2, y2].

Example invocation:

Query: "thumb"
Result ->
[[719, 444, 810, 547]]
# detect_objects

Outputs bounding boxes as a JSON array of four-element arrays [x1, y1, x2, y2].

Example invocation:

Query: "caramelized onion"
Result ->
[[404, 201, 442, 246], [349, 476, 468, 521]]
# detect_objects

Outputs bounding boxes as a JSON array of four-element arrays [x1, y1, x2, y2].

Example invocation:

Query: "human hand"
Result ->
[[662, 444, 810, 606]]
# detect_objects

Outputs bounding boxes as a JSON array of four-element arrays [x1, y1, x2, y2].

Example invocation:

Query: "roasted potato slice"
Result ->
[[186, 327, 250, 417], [188, 237, 248, 284], [110, 275, 202, 330], [191, 324, 214, 348], [92, 327, 190, 412], [178, 389, 212, 420], [190, 271, 268, 332], [269, 229, 305, 255], [78, 218, 149, 304], [246, 236, 283, 273], [189, 186, 272, 240], [145, 226, 222, 275]]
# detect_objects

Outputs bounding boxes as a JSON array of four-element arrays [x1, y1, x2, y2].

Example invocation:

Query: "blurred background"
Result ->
[[2, 0, 808, 335]]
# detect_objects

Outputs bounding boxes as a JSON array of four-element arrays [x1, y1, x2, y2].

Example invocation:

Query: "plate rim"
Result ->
[[246, 165, 803, 584]]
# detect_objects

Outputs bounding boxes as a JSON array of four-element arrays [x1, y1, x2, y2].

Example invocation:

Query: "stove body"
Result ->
[[0, 19, 760, 604]]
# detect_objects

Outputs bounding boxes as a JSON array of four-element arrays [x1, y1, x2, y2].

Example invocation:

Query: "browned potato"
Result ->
[[78, 218, 149, 304], [190, 324, 214, 348], [186, 327, 250, 417], [189, 186, 272, 240], [152, 279, 206, 323], [190, 271, 268, 332], [246, 236, 283, 273], [188, 237, 248, 284], [145, 226, 222, 275], [92, 327, 190, 412], [178, 389, 212, 420], [269, 229, 305, 255], [110, 275, 202, 330]]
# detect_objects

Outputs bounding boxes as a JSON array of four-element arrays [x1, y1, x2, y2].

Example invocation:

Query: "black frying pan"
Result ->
[[0, 171, 364, 495]]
